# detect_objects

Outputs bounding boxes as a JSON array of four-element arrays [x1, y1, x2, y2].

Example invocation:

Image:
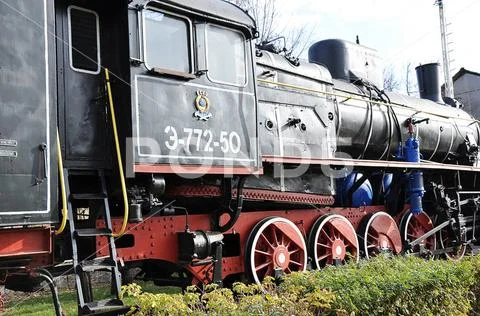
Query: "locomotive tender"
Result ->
[[1, 0, 480, 314]]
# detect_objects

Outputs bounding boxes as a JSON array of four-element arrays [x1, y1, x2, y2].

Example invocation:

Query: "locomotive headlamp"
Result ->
[[178, 230, 225, 285], [177, 230, 224, 262]]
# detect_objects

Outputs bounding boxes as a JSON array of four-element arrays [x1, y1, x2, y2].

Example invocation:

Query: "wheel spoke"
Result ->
[[255, 261, 272, 271], [317, 242, 331, 248], [408, 222, 415, 231], [328, 225, 339, 240], [290, 260, 303, 267], [260, 233, 275, 250], [367, 233, 378, 241], [321, 229, 334, 243], [255, 249, 272, 257], [317, 253, 330, 261], [289, 248, 299, 255], [284, 240, 292, 249], [271, 226, 280, 247]]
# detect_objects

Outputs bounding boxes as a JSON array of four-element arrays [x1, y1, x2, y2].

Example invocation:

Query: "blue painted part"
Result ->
[[396, 144, 403, 160], [337, 173, 373, 207], [405, 137, 420, 163], [404, 135, 424, 215], [408, 172, 424, 215], [382, 173, 393, 195]]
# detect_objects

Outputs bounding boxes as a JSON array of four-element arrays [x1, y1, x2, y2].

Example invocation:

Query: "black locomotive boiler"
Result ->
[[0, 0, 479, 314]]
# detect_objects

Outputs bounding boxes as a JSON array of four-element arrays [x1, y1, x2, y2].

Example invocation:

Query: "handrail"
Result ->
[[105, 68, 129, 237], [55, 129, 68, 235], [257, 78, 480, 124]]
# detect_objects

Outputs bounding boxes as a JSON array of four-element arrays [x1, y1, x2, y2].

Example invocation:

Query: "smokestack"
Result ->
[[415, 63, 442, 103]]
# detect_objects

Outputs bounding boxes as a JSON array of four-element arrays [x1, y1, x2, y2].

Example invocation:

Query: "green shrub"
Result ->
[[122, 277, 337, 315], [283, 255, 480, 315], [122, 255, 480, 315]]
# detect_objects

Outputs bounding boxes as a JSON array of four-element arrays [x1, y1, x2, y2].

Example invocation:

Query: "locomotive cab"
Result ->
[[126, 0, 260, 176]]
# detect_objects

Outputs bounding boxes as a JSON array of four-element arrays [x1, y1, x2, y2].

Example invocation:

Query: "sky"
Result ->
[[273, 0, 480, 86]]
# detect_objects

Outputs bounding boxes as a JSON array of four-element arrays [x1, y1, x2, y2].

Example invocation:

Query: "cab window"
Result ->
[[68, 6, 101, 74], [144, 9, 192, 73], [206, 25, 247, 86]]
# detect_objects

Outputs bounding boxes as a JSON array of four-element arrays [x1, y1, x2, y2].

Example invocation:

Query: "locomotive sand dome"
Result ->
[[1, 0, 480, 314]]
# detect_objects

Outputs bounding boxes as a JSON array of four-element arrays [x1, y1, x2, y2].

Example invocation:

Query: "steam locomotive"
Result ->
[[1, 0, 479, 314]]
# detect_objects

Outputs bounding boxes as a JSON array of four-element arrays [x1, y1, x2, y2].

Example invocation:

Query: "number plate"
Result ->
[[0, 150, 17, 158], [0, 139, 17, 147], [164, 126, 242, 155]]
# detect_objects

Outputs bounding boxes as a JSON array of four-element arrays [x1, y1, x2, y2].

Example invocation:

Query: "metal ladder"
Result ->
[[64, 168, 129, 315]]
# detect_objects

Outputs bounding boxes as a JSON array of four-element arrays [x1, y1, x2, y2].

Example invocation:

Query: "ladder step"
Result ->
[[63, 166, 125, 313], [67, 169, 99, 176], [78, 257, 116, 272], [75, 228, 112, 238], [82, 299, 129, 315], [71, 193, 107, 200]]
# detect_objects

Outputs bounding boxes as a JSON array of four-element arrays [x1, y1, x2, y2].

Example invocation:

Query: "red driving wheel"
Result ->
[[359, 212, 403, 259], [400, 210, 436, 254], [308, 214, 359, 269], [245, 217, 307, 284]]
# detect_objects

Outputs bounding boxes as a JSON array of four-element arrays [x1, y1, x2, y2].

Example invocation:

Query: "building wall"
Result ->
[[454, 73, 480, 118]]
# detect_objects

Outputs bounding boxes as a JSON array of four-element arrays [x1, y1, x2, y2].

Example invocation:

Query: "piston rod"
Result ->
[[408, 218, 454, 248]]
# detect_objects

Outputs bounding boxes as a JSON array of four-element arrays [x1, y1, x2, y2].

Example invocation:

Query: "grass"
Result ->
[[3, 281, 180, 316]]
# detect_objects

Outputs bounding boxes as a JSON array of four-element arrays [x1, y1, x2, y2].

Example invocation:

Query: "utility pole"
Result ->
[[436, 0, 454, 99]]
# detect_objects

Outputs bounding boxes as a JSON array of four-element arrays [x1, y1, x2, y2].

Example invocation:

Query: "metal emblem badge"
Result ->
[[194, 90, 212, 121]]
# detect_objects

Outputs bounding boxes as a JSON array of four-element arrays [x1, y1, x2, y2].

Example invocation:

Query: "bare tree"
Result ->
[[383, 65, 400, 92], [227, 0, 313, 57], [383, 63, 419, 95]]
